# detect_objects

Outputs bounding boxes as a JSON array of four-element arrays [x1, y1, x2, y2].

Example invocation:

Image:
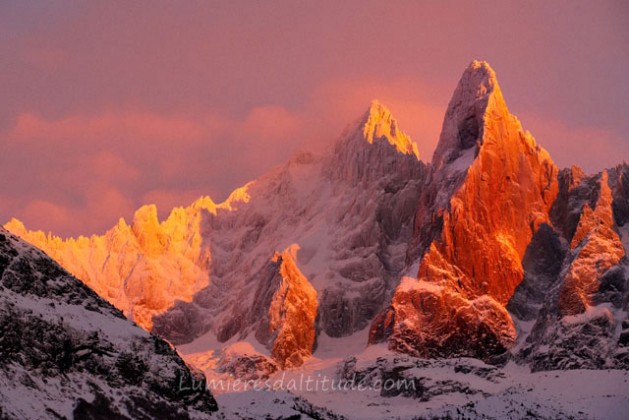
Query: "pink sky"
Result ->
[[1, 1, 628, 236]]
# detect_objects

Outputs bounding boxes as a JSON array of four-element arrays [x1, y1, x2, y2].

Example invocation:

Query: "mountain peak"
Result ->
[[4, 218, 26, 235], [327, 101, 424, 184], [358, 100, 419, 159], [465, 60, 498, 90], [452, 60, 501, 107], [431, 60, 508, 170]]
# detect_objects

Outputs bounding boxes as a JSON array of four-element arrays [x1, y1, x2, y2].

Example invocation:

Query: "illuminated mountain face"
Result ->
[[6, 61, 629, 372], [371, 60, 559, 359]]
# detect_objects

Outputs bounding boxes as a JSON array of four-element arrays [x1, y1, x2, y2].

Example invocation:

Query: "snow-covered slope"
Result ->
[[198, 339, 629, 420], [0, 227, 217, 419]]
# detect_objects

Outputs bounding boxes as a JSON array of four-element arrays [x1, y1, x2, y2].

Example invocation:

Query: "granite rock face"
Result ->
[[223, 245, 318, 368], [371, 61, 558, 360], [518, 169, 629, 370]]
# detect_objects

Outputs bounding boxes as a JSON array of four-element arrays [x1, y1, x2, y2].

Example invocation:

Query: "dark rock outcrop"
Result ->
[[0, 227, 217, 418]]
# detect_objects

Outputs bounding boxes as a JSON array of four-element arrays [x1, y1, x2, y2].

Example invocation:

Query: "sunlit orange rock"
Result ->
[[372, 60, 559, 359], [559, 171, 626, 316], [4, 190, 250, 330], [267, 246, 318, 368], [210, 245, 318, 368], [519, 167, 629, 370], [327, 100, 423, 185]]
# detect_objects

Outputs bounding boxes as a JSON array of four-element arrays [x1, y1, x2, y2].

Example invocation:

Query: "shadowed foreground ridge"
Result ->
[[0, 227, 217, 418]]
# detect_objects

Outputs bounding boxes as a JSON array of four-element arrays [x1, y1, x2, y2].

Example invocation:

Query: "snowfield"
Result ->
[[179, 328, 629, 419], [210, 345, 629, 419]]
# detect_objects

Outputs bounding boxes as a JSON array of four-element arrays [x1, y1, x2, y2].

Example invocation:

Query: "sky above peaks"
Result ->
[[1, 1, 628, 236]]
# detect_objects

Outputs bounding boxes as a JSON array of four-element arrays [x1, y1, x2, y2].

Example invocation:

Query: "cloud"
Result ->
[[16, 185, 135, 239], [20, 48, 67, 72], [19, 200, 70, 232], [10, 112, 207, 148], [0, 106, 312, 235]]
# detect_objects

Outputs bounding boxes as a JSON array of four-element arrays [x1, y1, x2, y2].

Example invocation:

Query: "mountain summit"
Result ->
[[360, 100, 419, 158], [370, 59, 559, 359], [432, 60, 504, 170], [328, 100, 423, 185]]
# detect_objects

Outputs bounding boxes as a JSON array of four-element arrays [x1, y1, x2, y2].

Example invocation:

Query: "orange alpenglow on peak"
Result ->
[[328, 100, 425, 185], [360, 100, 420, 159], [1, 179, 256, 331], [559, 170, 626, 316], [1, 190, 252, 330], [371, 59, 560, 360]]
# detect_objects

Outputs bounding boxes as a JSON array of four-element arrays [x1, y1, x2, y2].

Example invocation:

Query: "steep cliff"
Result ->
[[519, 169, 629, 370], [265, 246, 318, 368], [371, 61, 559, 359]]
